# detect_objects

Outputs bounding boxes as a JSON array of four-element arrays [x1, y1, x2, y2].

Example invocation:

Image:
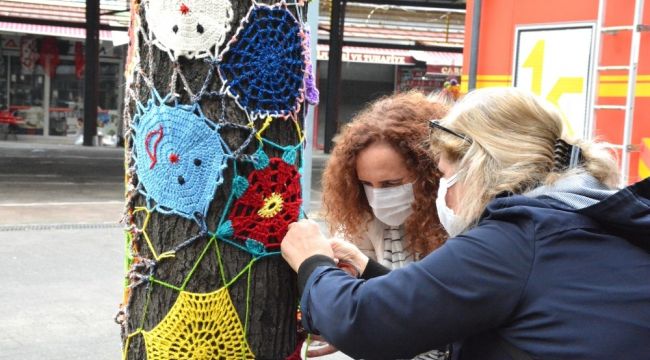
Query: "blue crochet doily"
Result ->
[[218, 2, 306, 118], [131, 91, 230, 221]]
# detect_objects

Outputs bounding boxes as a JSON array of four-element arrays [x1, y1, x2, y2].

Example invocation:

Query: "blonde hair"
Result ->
[[322, 91, 449, 256], [431, 87, 619, 226]]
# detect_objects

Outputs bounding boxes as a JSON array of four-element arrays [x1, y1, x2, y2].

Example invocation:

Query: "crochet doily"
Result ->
[[142, 287, 255, 359], [227, 157, 302, 249], [145, 0, 233, 60], [218, 2, 306, 118], [131, 93, 229, 220]]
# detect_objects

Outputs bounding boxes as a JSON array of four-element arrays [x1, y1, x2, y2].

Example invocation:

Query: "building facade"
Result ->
[[0, 0, 128, 138], [314, 0, 465, 148]]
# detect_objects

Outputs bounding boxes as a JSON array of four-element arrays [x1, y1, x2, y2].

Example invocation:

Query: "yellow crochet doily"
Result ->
[[142, 287, 255, 359]]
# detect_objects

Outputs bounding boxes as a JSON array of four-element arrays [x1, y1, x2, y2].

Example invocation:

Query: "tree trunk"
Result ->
[[118, 1, 312, 358]]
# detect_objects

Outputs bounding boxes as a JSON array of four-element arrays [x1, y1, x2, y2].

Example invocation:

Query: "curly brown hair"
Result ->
[[321, 91, 449, 256]]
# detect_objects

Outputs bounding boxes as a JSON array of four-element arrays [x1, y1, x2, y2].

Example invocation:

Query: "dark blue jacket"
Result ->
[[298, 177, 650, 359]]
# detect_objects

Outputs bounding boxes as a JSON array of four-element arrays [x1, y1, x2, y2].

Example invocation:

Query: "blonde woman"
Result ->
[[282, 87, 650, 360]]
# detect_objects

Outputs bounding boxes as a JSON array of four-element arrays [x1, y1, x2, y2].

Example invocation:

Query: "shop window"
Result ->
[[0, 55, 8, 110], [9, 56, 45, 134], [50, 59, 83, 136], [99, 62, 120, 110], [9, 55, 44, 107], [49, 60, 121, 137], [1, 36, 124, 137], [397, 67, 447, 94]]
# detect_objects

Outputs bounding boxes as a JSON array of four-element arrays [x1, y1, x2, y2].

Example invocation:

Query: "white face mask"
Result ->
[[363, 183, 415, 226], [436, 172, 466, 237]]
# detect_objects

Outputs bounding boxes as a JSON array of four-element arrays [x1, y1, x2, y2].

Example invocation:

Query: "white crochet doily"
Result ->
[[145, 0, 233, 60]]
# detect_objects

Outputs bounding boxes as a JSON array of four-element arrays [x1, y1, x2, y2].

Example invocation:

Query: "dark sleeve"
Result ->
[[297, 256, 389, 294], [299, 214, 535, 360], [297, 255, 336, 295], [360, 257, 390, 279]]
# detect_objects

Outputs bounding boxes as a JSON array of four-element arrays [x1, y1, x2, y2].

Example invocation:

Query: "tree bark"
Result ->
[[120, 1, 306, 358]]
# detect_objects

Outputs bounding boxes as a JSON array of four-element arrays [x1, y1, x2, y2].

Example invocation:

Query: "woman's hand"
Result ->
[[330, 238, 370, 275], [281, 219, 334, 272]]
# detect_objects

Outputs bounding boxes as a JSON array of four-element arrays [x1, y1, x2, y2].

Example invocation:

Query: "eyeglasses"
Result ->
[[429, 120, 473, 144]]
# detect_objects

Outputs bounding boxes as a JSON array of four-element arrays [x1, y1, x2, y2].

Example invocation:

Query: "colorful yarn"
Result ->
[[145, 0, 233, 60], [245, 239, 267, 257], [282, 148, 298, 166], [232, 176, 249, 198], [228, 158, 302, 249], [216, 220, 234, 238], [121, 2, 313, 358], [218, 2, 306, 118], [253, 147, 271, 170], [131, 92, 230, 221], [133, 207, 176, 261], [258, 192, 284, 218], [144, 125, 164, 169], [142, 287, 255, 359], [124, 231, 135, 287], [302, 27, 319, 106]]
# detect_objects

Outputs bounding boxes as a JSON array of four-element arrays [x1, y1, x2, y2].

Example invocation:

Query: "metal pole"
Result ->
[[301, 0, 319, 214], [324, 0, 346, 153], [83, 0, 99, 146], [6, 50, 11, 110], [586, 0, 606, 140], [620, 0, 645, 185], [43, 73, 50, 136], [467, 0, 482, 91]]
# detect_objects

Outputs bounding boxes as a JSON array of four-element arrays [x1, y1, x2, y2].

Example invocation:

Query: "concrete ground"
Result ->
[[0, 227, 124, 359], [0, 136, 351, 360]]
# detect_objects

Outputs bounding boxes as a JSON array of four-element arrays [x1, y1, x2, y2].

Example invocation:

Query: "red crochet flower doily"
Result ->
[[228, 158, 301, 249]]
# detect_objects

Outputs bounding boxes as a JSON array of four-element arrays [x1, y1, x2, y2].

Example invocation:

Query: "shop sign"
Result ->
[[2, 36, 19, 49], [397, 67, 445, 93], [20, 37, 39, 72], [427, 65, 462, 75], [317, 49, 413, 65], [513, 24, 595, 138]]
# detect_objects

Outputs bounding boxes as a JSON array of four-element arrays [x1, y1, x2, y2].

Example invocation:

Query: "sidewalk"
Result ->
[[0, 137, 353, 360], [0, 138, 132, 359], [0, 226, 124, 360]]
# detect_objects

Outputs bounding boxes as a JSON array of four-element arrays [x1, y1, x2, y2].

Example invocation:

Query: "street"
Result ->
[[0, 141, 124, 226], [0, 141, 126, 359]]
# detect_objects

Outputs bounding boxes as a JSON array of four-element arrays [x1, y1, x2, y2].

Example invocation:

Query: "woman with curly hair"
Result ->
[[306, 91, 451, 359], [321, 91, 449, 269]]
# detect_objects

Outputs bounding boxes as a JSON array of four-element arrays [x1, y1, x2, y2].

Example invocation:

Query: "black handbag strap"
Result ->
[[498, 337, 534, 360]]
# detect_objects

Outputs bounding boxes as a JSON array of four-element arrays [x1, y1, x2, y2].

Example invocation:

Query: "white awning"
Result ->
[[0, 21, 127, 45], [317, 44, 463, 68]]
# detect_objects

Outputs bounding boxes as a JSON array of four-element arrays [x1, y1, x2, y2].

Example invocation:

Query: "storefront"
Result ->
[[314, 44, 462, 147], [0, 32, 125, 139]]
